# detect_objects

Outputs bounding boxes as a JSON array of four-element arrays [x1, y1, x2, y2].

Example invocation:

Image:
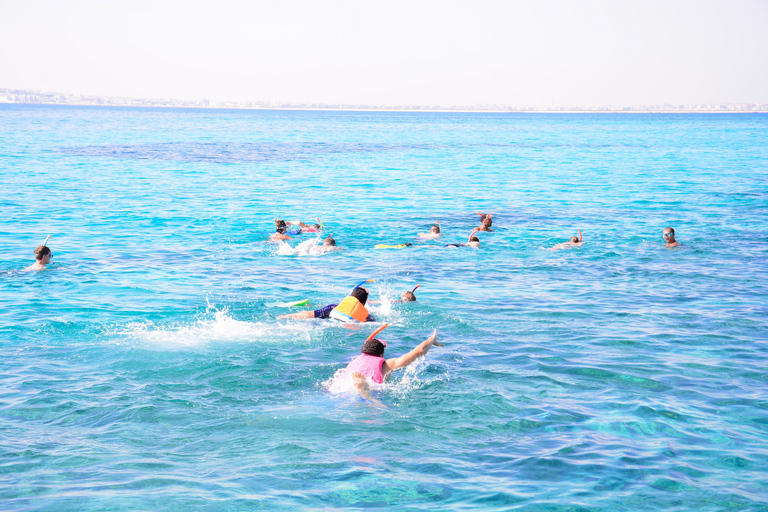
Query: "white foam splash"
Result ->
[[276, 238, 328, 257], [108, 304, 314, 348]]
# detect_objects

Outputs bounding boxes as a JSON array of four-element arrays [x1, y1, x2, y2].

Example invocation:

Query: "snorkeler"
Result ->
[[476, 213, 493, 231], [369, 285, 419, 305], [445, 228, 481, 248], [318, 236, 339, 252], [342, 324, 443, 399], [25, 241, 53, 271], [552, 229, 583, 250], [418, 220, 441, 239], [662, 227, 681, 247], [269, 218, 293, 242], [287, 217, 323, 233], [278, 283, 375, 323]]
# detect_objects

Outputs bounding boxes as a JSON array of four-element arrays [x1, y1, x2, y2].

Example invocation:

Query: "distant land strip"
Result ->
[[1, 88, 766, 113]]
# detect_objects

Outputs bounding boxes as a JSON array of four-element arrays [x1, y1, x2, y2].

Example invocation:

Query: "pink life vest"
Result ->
[[344, 353, 385, 384]]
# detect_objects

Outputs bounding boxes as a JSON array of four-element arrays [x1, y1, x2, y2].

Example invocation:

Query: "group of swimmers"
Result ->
[[23, 218, 683, 398]]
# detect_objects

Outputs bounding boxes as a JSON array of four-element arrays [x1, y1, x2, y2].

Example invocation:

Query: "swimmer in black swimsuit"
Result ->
[[445, 228, 481, 248]]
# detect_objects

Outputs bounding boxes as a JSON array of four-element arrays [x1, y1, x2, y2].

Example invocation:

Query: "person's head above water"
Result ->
[[274, 218, 288, 234], [430, 224, 440, 234], [569, 236, 579, 243], [323, 237, 336, 247], [401, 291, 416, 302], [361, 338, 386, 357], [662, 227, 679, 246], [34, 245, 52, 262], [469, 236, 480, 243], [350, 286, 369, 305]]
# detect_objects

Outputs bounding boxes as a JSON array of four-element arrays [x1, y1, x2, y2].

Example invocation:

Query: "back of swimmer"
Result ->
[[277, 286, 375, 322], [329, 287, 375, 322]]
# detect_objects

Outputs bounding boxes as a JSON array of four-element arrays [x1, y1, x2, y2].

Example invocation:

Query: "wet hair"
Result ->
[[401, 291, 416, 302], [33, 245, 51, 261], [350, 286, 369, 305], [469, 236, 480, 243], [312, 223, 322, 230], [664, 227, 675, 234], [323, 237, 336, 246], [430, 224, 440, 234], [481, 218, 493, 229], [361, 339, 385, 357], [275, 219, 287, 234], [569, 236, 579, 243]]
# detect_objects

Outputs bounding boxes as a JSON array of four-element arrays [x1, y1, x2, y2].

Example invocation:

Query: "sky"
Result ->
[[1, 0, 767, 107]]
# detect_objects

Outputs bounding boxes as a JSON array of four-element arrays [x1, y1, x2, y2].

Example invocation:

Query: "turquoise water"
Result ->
[[2, 104, 767, 511]]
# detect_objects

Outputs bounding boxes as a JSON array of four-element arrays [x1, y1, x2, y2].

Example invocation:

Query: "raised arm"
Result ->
[[383, 329, 442, 377]]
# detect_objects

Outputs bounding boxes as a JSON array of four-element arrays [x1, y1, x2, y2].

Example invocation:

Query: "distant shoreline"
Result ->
[[2, 101, 766, 114], [1, 88, 766, 114]]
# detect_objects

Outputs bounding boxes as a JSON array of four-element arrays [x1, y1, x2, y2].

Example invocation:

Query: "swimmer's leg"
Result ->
[[351, 371, 372, 400]]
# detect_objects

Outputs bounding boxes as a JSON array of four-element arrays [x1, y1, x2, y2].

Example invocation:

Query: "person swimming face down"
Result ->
[[400, 290, 416, 302], [320, 236, 338, 251]]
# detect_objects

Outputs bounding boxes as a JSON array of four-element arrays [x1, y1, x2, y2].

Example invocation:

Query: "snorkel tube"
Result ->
[[578, 229, 583, 243], [351, 278, 375, 294], [317, 218, 323, 230], [411, 284, 421, 293], [42, 234, 51, 247], [365, 323, 388, 346]]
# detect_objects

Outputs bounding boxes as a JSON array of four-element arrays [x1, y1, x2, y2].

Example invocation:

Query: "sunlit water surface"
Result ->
[[1, 105, 767, 511]]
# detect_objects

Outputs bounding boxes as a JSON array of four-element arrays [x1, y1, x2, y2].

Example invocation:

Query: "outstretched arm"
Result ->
[[383, 330, 443, 377]]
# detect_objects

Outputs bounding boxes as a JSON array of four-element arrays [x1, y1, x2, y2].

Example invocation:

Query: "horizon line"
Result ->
[[2, 87, 767, 114]]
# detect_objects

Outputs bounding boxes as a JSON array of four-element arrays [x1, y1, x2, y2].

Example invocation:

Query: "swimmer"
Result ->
[[269, 218, 293, 242], [445, 228, 481, 248], [318, 236, 339, 252], [287, 217, 323, 233], [25, 244, 53, 271], [663, 227, 681, 247], [552, 229, 584, 250], [278, 285, 375, 322], [343, 325, 443, 398], [476, 213, 493, 231], [369, 285, 419, 305], [418, 220, 441, 239]]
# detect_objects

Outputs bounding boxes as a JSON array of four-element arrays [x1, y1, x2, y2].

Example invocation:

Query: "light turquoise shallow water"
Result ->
[[1, 104, 767, 511]]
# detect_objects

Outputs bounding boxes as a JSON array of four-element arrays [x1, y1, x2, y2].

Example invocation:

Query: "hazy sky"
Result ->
[[2, 0, 766, 107]]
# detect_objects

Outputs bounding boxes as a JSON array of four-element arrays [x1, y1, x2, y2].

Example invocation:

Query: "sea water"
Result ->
[[1, 104, 767, 511]]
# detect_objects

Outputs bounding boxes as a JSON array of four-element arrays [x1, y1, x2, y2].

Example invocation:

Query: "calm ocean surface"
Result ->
[[1, 104, 767, 511]]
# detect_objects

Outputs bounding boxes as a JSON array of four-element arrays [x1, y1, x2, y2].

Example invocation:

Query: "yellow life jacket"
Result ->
[[329, 296, 370, 323]]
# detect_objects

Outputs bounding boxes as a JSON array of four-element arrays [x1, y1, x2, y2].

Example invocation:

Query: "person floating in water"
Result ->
[[552, 229, 583, 250], [418, 220, 441, 239], [269, 218, 293, 242], [25, 244, 53, 271], [662, 227, 681, 247], [287, 218, 323, 233], [368, 285, 419, 305], [342, 324, 443, 399], [476, 213, 493, 231], [320, 236, 339, 252], [278, 284, 375, 322], [445, 228, 481, 248]]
